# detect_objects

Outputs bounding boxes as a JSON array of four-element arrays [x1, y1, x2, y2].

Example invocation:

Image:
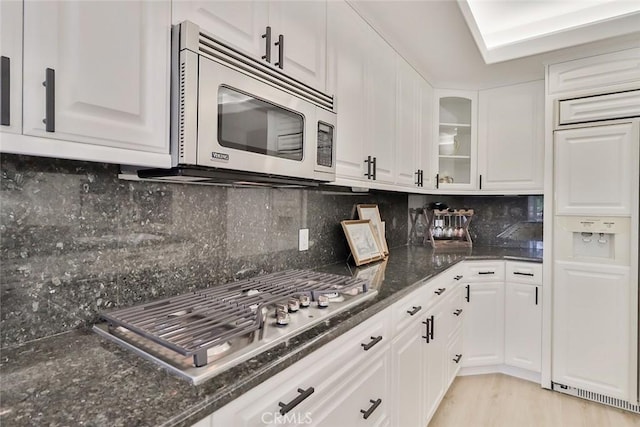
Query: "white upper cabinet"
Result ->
[[329, 1, 397, 187], [328, 0, 368, 183], [419, 80, 435, 190], [0, 0, 22, 135], [173, 1, 327, 92], [172, 1, 269, 60], [478, 80, 544, 192], [548, 48, 640, 96], [19, 0, 171, 165], [395, 59, 420, 188], [554, 122, 637, 216], [268, 1, 327, 92], [365, 32, 396, 184], [433, 90, 478, 191]]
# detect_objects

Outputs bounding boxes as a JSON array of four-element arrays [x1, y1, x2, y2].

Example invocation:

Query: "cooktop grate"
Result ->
[[99, 270, 368, 366]]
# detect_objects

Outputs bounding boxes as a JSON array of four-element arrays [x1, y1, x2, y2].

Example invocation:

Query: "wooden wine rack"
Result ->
[[426, 209, 474, 249]]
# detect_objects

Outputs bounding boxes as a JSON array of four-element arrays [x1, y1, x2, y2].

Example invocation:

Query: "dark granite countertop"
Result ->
[[0, 245, 542, 427]]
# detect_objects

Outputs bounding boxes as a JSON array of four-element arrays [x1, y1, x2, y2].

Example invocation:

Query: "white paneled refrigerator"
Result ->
[[551, 93, 640, 409]]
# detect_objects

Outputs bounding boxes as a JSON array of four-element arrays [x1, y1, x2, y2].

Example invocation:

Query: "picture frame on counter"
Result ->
[[356, 204, 389, 255], [341, 219, 385, 266]]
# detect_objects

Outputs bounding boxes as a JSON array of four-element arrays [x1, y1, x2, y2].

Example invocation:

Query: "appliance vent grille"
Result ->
[[552, 383, 640, 413], [196, 31, 334, 111], [178, 61, 186, 161]]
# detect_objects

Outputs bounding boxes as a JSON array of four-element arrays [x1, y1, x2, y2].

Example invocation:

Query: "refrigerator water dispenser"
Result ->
[[554, 216, 631, 265]]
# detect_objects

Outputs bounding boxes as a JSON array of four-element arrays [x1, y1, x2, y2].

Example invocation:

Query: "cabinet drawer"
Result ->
[[333, 310, 392, 362], [463, 261, 505, 282], [313, 351, 391, 426], [506, 261, 543, 285], [392, 283, 431, 333], [558, 90, 640, 125], [211, 310, 391, 426]]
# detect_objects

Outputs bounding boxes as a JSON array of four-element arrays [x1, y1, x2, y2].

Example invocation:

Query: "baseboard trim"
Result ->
[[458, 364, 541, 383]]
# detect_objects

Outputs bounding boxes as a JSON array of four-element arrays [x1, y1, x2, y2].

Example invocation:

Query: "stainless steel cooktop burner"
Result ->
[[94, 269, 377, 385]]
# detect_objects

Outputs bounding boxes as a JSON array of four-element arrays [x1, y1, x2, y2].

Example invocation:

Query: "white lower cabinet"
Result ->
[[504, 282, 542, 372], [391, 320, 425, 427], [390, 274, 463, 427], [462, 281, 505, 367], [313, 351, 391, 426], [210, 310, 391, 426], [203, 261, 542, 427]]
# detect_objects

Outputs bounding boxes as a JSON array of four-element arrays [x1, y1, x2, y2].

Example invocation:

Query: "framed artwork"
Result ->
[[341, 220, 385, 266], [356, 204, 389, 255]]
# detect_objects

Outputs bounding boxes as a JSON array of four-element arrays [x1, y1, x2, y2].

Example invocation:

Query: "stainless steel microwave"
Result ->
[[140, 21, 337, 186]]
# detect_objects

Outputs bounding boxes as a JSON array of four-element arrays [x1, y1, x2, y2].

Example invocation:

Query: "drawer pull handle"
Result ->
[[361, 335, 382, 351], [513, 272, 534, 277], [478, 271, 495, 275], [434, 288, 446, 295], [454, 275, 463, 280], [453, 309, 463, 316], [422, 315, 434, 343], [453, 354, 462, 363], [407, 306, 422, 316], [278, 387, 314, 415], [360, 398, 382, 419]]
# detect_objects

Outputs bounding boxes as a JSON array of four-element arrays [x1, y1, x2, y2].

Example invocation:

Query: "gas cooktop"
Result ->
[[93, 270, 377, 385]]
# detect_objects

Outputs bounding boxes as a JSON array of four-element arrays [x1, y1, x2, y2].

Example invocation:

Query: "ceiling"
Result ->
[[348, 0, 640, 90]]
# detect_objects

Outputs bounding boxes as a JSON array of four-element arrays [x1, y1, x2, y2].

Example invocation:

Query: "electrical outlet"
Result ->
[[298, 229, 309, 251]]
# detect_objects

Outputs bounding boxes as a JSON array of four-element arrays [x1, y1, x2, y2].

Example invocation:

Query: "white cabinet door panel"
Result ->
[[424, 300, 447, 422], [0, 0, 22, 135], [553, 261, 631, 400], [366, 33, 395, 184], [478, 80, 544, 191], [269, 1, 326, 91], [328, 1, 367, 182], [462, 282, 504, 367], [172, 1, 268, 59], [548, 48, 640, 95], [391, 323, 424, 427], [504, 283, 541, 372], [395, 59, 419, 188], [419, 80, 435, 189], [23, 0, 170, 153], [554, 122, 636, 216]]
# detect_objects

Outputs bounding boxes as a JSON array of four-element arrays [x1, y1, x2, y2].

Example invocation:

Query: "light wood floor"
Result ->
[[429, 374, 640, 427]]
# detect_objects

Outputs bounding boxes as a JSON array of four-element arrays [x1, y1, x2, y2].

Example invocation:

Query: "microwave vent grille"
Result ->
[[195, 30, 334, 112]]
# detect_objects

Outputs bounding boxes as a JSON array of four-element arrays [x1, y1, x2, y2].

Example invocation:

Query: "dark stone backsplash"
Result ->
[[0, 154, 408, 349], [409, 194, 543, 249]]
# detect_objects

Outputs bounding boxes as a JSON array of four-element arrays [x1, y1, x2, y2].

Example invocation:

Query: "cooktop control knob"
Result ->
[[317, 294, 329, 308], [298, 294, 310, 308], [276, 306, 290, 326], [288, 298, 300, 312]]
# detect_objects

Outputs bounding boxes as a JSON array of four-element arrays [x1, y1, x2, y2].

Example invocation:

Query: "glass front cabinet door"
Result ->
[[434, 90, 477, 190]]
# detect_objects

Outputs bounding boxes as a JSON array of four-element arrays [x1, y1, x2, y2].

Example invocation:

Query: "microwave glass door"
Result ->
[[218, 86, 304, 161]]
